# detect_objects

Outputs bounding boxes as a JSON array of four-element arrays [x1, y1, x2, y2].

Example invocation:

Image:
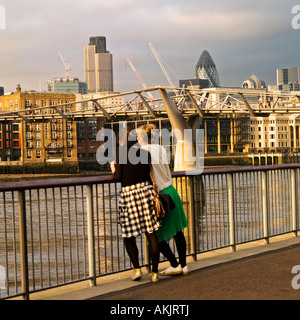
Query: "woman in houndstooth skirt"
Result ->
[[111, 129, 160, 282]]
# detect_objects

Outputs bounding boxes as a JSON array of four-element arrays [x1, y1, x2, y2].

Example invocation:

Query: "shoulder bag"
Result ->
[[150, 165, 175, 219]]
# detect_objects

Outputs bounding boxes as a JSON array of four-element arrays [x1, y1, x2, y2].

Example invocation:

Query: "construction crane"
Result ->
[[147, 42, 180, 95], [58, 52, 71, 80], [125, 56, 154, 101]]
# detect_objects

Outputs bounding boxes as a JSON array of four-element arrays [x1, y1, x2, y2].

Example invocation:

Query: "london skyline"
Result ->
[[0, 0, 300, 93]]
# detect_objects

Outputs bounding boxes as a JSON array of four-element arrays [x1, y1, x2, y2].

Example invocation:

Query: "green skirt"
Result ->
[[155, 185, 188, 242]]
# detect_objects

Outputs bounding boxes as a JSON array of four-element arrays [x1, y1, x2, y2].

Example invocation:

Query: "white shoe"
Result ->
[[182, 265, 189, 275], [131, 268, 142, 281], [159, 265, 182, 276]]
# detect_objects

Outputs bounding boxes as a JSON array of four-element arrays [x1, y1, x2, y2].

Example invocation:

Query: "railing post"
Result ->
[[291, 169, 298, 236], [188, 176, 197, 261], [86, 185, 96, 287], [261, 171, 269, 244], [18, 190, 29, 300], [227, 173, 236, 251]]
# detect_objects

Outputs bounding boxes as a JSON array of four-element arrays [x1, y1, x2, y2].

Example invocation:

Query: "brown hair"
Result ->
[[138, 124, 158, 144]]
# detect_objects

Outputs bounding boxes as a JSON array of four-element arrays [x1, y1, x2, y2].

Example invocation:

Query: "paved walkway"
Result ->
[[42, 236, 300, 301]]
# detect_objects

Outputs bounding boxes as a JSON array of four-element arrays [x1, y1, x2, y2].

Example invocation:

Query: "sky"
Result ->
[[0, 0, 300, 94]]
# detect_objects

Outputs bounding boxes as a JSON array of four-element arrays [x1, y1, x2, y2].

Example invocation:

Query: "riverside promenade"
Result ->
[[38, 235, 300, 301]]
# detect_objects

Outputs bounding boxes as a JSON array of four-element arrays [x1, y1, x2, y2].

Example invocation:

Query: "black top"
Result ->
[[113, 141, 152, 187]]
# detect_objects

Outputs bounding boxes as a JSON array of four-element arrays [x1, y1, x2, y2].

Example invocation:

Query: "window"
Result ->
[[36, 150, 41, 158]]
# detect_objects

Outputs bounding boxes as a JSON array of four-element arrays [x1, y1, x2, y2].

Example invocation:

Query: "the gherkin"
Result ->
[[194, 50, 220, 87]]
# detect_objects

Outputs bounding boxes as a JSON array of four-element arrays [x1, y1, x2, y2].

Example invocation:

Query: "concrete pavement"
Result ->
[[40, 235, 300, 301]]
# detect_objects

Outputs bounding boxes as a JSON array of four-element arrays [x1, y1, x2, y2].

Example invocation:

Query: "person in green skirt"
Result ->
[[137, 124, 189, 276]]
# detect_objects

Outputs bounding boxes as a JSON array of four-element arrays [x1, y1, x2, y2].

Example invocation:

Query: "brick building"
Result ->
[[0, 84, 77, 165]]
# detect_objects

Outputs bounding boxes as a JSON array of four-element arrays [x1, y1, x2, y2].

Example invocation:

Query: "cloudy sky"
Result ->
[[0, 0, 300, 93]]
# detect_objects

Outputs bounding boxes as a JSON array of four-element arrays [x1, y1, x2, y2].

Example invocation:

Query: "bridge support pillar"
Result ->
[[158, 88, 199, 171]]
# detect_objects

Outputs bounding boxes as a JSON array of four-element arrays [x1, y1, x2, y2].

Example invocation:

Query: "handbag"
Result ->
[[150, 165, 175, 219]]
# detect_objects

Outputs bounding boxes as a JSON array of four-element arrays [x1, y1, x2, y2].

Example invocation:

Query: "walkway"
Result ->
[[39, 235, 300, 301]]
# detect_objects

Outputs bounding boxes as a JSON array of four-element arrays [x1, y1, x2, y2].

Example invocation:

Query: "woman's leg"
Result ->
[[159, 240, 179, 268], [145, 232, 160, 273], [124, 237, 140, 269], [174, 231, 187, 268]]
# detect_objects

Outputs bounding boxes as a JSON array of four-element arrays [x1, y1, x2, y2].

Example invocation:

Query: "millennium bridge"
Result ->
[[2, 86, 300, 121]]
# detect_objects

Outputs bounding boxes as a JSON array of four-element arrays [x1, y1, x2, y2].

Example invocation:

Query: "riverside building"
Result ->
[[0, 85, 77, 166], [75, 91, 124, 169]]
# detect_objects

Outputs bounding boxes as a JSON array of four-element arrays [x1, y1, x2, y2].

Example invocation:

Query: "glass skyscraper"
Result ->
[[194, 50, 220, 87]]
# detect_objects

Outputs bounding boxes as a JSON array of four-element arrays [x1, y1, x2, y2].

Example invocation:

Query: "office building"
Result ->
[[194, 50, 220, 87], [84, 36, 113, 93], [269, 67, 300, 91], [48, 77, 87, 94], [179, 78, 209, 90]]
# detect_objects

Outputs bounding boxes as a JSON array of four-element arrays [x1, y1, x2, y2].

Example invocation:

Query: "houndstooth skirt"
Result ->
[[118, 181, 161, 238]]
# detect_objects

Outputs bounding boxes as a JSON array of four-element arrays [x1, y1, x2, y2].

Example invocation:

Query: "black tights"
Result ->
[[159, 230, 187, 268], [124, 232, 159, 273]]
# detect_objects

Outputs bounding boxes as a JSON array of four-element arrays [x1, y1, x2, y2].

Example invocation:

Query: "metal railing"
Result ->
[[0, 164, 299, 299]]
